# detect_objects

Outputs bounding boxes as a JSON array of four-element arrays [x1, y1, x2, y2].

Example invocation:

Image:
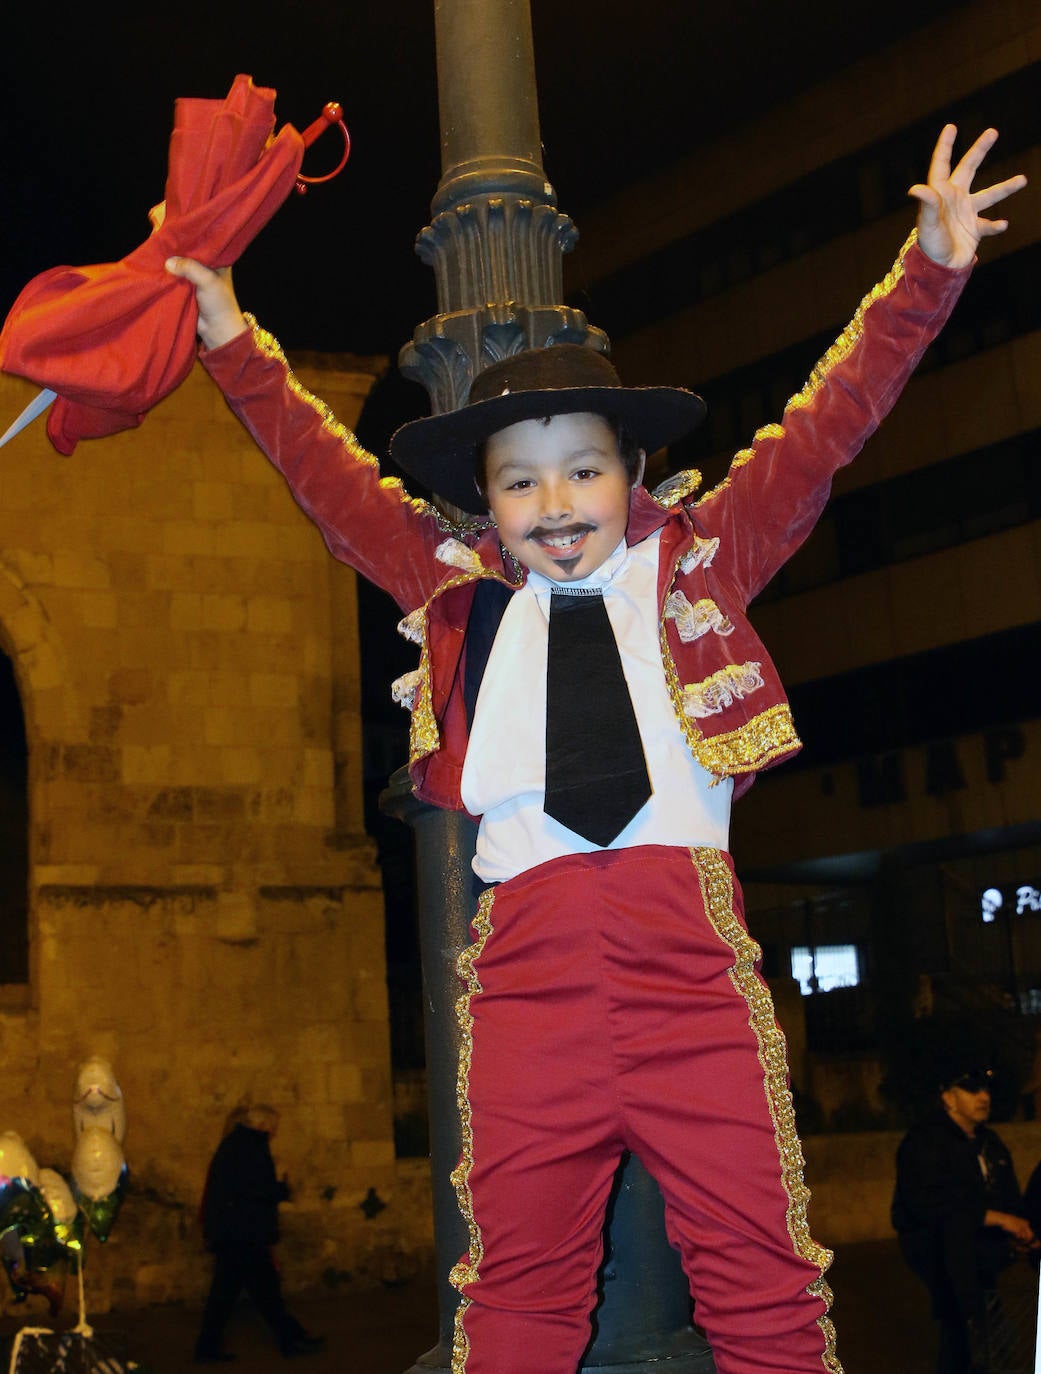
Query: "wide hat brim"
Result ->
[[389, 383, 707, 516]]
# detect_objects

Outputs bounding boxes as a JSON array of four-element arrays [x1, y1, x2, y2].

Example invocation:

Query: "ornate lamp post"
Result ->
[[383, 3, 715, 1371]]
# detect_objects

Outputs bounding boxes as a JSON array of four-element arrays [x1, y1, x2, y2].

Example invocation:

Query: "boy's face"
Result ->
[[483, 412, 644, 583]]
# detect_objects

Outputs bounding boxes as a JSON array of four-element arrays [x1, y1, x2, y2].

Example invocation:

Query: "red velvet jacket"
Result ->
[[202, 233, 969, 813]]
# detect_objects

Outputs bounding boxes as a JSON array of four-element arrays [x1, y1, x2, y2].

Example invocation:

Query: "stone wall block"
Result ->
[[213, 523, 282, 561], [38, 781, 86, 831], [192, 481, 236, 523], [218, 748, 263, 785], [246, 595, 296, 636], [82, 784, 140, 826], [171, 863, 225, 887], [121, 745, 173, 785], [177, 822, 255, 865], [17, 644, 65, 696], [62, 744, 120, 783], [89, 704, 123, 743], [353, 968, 391, 1023], [248, 672, 300, 710], [192, 787, 247, 823], [329, 1062, 365, 1104], [164, 670, 210, 707], [292, 1058, 332, 1107], [169, 592, 205, 632], [302, 747, 335, 789], [107, 667, 155, 706], [202, 671, 249, 707], [34, 864, 101, 888], [51, 552, 111, 590], [214, 891, 258, 943], [261, 788, 296, 823], [144, 554, 187, 592], [202, 594, 247, 634], [293, 787, 336, 827], [163, 522, 229, 559], [350, 1138, 396, 1170], [105, 551, 149, 588], [78, 591, 119, 629], [360, 1065, 392, 1108], [147, 788, 194, 821], [34, 742, 63, 781], [4, 550, 54, 585], [298, 1023, 347, 1065], [116, 591, 175, 632]]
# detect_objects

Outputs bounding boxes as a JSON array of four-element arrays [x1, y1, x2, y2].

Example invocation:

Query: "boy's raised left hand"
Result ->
[[910, 125, 1026, 270], [165, 257, 248, 351]]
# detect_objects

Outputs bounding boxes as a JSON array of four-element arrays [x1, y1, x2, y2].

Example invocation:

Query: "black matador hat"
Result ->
[[389, 343, 707, 515]]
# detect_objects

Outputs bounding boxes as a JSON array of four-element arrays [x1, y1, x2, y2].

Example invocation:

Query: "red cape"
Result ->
[[0, 74, 304, 453]]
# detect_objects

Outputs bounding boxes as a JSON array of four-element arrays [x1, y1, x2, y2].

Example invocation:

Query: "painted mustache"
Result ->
[[526, 523, 595, 542]]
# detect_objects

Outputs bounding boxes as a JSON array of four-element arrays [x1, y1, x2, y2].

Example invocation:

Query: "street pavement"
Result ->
[[2, 1239, 1036, 1373]]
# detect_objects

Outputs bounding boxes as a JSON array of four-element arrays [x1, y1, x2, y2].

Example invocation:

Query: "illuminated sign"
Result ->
[[979, 885, 1041, 924]]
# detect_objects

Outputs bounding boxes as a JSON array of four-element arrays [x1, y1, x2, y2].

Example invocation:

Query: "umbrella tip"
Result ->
[[0, 388, 57, 450]]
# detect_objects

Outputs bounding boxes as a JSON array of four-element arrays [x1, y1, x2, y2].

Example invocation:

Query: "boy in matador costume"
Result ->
[[168, 127, 1024, 1373]]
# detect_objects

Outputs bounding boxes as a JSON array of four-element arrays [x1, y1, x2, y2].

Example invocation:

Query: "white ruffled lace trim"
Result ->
[[679, 536, 720, 574], [682, 662, 765, 718], [664, 590, 734, 643], [435, 538, 484, 573], [391, 669, 423, 712]]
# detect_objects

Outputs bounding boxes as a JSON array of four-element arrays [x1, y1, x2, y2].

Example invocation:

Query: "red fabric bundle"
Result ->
[[0, 74, 304, 454]]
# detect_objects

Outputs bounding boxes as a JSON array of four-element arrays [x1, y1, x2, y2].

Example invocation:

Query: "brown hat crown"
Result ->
[[468, 344, 624, 403]]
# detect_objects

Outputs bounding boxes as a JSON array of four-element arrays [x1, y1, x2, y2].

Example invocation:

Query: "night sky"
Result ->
[[3, 0, 969, 359]]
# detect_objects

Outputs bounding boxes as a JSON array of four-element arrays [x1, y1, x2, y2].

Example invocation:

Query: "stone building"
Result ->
[[0, 352, 432, 1311]]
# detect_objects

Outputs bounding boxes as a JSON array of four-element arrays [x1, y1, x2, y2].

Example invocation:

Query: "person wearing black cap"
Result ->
[[166, 128, 1024, 1374], [891, 1067, 1035, 1373]]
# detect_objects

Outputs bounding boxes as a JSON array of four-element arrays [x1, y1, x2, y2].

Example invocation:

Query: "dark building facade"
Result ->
[[566, 0, 1041, 1121]]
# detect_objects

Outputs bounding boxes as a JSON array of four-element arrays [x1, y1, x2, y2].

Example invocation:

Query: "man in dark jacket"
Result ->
[[194, 1106, 324, 1363], [891, 1067, 1035, 1374]]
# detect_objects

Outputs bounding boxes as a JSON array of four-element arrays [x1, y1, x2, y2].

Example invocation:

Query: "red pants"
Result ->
[[449, 845, 842, 1374]]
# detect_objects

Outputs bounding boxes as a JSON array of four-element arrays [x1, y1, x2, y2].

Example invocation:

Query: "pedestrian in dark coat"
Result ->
[[891, 1068, 1035, 1374], [194, 1106, 324, 1363]]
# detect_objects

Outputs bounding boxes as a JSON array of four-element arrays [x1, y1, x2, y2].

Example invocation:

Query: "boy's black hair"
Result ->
[[474, 414, 644, 504]]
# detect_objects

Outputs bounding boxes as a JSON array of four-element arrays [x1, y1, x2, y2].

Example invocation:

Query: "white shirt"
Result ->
[[460, 532, 733, 883]]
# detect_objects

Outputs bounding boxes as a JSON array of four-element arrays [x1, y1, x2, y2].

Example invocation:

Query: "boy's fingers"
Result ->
[[164, 255, 215, 284], [971, 174, 1028, 210], [976, 217, 1010, 238], [925, 124, 956, 187], [907, 183, 940, 213], [950, 127, 1000, 190]]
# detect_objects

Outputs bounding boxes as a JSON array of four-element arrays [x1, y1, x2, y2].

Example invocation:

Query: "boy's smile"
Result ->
[[483, 413, 645, 583]]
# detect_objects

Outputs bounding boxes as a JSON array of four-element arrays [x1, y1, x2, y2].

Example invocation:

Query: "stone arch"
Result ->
[[0, 558, 83, 748], [0, 561, 82, 990], [0, 643, 27, 984]]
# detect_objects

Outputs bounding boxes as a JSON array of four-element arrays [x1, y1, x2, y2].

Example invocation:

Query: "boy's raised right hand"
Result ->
[[909, 125, 1026, 270], [164, 257, 248, 352]]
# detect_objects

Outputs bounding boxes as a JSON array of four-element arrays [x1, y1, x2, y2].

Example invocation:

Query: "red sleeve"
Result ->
[[200, 317, 478, 613], [694, 234, 972, 606]]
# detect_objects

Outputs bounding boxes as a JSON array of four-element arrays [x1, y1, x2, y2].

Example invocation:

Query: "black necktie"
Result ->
[[544, 590, 652, 846]]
